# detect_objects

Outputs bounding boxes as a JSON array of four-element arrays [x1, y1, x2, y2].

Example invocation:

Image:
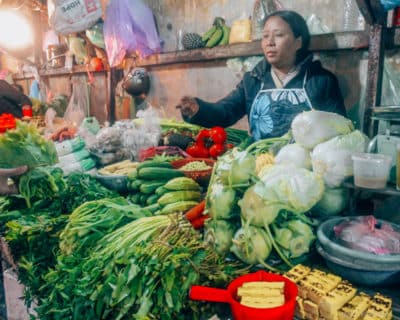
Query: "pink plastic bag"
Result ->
[[334, 215, 400, 255], [104, 0, 161, 67]]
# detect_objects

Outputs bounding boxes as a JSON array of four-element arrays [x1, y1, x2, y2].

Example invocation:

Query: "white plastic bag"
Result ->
[[48, 0, 102, 35], [311, 130, 369, 188]]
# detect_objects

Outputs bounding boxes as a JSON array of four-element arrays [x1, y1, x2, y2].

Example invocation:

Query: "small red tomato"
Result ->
[[90, 57, 104, 71], [209, 143, 226, 158], [209, 126, 227, 144]]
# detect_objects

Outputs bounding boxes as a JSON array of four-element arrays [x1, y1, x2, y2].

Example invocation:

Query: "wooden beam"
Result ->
[[133, 31, 369, 67], [363, 24, 385, 136]]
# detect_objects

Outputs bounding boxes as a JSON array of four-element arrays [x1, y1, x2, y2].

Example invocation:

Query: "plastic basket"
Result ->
[[171, 158, 215, 186]]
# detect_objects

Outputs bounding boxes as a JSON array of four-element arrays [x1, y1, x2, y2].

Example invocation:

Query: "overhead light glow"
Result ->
[[0, 10, 33, 50]]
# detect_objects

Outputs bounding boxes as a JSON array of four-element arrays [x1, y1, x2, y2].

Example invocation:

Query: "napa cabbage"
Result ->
[[291, 110, 354, 149], [274, 143, 312, 169]]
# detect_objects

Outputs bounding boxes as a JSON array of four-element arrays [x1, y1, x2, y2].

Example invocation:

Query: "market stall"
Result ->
[[1, 0, 400, 319]]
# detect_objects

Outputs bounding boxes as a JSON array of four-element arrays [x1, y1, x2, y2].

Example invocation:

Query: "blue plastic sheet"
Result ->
[[380, 0, 400, 10], [104, 0, 161, 67]]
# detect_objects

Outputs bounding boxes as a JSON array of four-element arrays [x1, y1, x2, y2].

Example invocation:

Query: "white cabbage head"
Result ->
[[274, 143, 312, 169], [291, 110, 354, 149]]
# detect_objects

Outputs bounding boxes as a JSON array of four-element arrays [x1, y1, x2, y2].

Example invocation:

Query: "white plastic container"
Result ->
[[352, 153, 392, 189]]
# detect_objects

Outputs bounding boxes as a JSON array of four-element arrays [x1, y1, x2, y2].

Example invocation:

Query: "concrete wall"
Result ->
[[138, 0, 367, 130]]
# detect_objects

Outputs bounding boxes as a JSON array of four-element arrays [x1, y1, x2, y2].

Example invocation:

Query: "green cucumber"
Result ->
[[137, 167, 184, 180], [157, 191, 201, 206], [160, 201, 199, 215]]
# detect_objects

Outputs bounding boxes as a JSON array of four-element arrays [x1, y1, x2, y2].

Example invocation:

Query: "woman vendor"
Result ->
[[0, 79, 32, 118], [177, 10, 347, 140]]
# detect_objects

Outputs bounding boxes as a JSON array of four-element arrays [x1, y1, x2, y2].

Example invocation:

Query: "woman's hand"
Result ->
[[0, 165, 28, 195], [176, 96, 199, 117]]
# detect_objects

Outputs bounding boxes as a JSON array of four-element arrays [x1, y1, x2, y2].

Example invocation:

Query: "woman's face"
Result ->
[[261, 16, 302, 70]]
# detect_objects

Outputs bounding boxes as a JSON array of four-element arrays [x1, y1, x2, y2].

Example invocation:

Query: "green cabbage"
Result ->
[[239, 165, 324, 227], [311, 187, 350, 218], [204, 219, 237, 256], [208, 182, 237, 219], [230, 226, 272, 265], [216, 149, 255, 186]]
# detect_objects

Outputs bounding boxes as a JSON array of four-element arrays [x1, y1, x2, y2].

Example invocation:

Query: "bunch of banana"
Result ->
[[202, 16, 231, 48]]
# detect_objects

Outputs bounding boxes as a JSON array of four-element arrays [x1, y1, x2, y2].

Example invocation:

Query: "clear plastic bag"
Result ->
[[122, 107, 161, 160], [334, 215, 400, 255], [103, 0, 161, 67], [64, 77, 90, 127], [251, 0, 278, 40], [86, 20, 105, 49]]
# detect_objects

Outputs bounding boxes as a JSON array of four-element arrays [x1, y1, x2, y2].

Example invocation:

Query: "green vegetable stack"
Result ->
[[127, 159, 202, 214], [204, 134, 323, 271], [202, 16, 231, 48], [0, 120, 58, 168]]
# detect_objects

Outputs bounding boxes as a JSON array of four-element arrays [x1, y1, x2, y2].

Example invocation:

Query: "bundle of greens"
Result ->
[[37, 215, 247, 320], [0, 121, 58, 168], [19, 166, 66, 208], [0, 173, 120, 307], [59, 197, 151, 256]]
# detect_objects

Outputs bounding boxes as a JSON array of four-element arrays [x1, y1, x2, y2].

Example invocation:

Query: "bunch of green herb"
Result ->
[[19, 166, 66, 208]]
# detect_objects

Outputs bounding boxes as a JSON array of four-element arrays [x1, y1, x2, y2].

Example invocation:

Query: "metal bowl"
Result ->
[[317, 216, 400, 271], [316, 216, 400, 286], [316, 243, 400, 286]]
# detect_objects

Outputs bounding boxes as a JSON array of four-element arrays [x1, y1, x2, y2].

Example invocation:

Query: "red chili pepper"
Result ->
[[190, 214, 210, 230], [185, 200, 206, 221]]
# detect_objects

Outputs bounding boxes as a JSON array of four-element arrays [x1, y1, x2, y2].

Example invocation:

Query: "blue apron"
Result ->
[[249, 72, 312, 140]]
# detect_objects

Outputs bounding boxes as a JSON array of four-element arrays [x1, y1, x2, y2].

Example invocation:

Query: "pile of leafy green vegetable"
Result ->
[[0, 121, 58, 168], [0, 173, 119, 306], [19, 166, 66, 208], [37, 215, 247, 320]]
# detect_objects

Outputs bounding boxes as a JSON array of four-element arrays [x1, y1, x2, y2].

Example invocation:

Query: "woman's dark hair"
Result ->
[[265, 10, 311, 64]]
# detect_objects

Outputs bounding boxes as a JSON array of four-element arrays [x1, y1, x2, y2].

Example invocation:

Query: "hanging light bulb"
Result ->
[[0, 10, 33, 52]]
